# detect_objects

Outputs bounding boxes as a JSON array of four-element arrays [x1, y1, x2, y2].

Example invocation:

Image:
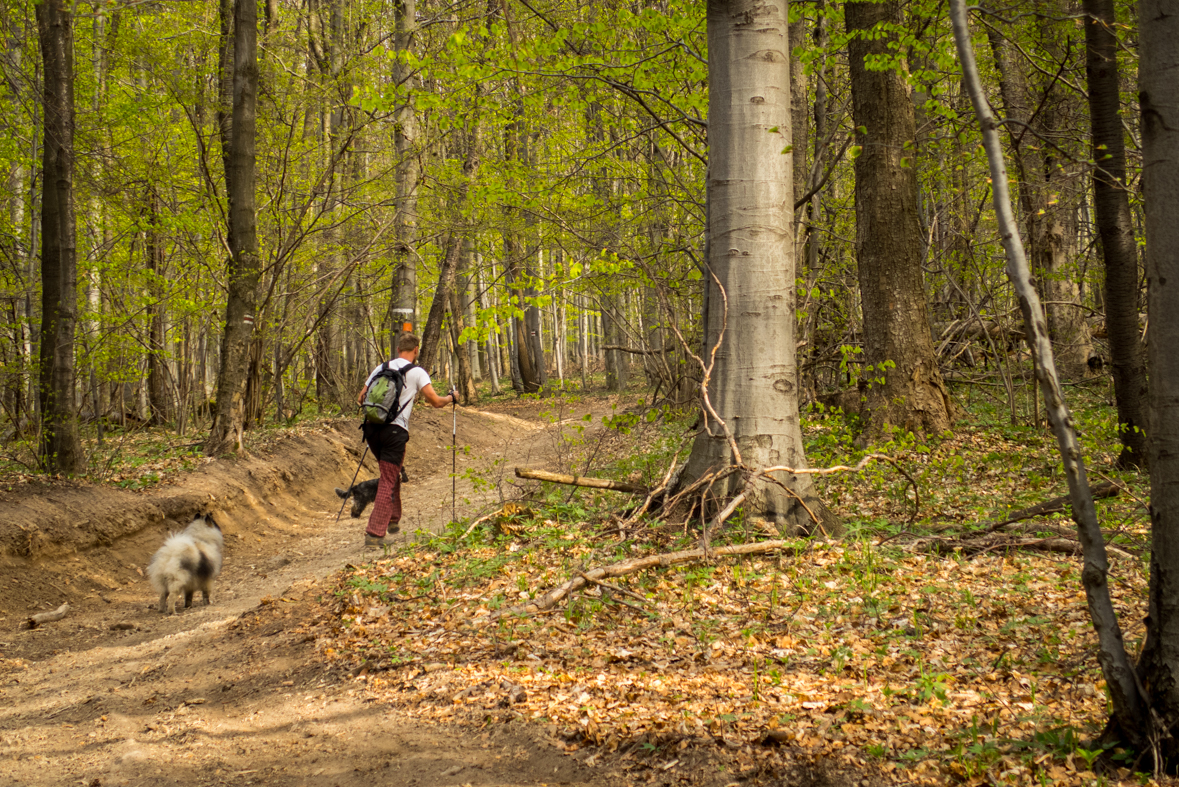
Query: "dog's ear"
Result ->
[[205, 513, 220, 530]]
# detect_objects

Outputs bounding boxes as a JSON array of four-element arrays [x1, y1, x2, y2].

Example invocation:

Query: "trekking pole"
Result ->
[[451, 389, 457, 526], [336, 444, 369, 523]]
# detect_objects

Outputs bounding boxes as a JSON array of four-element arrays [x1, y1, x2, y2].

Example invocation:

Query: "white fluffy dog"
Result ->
[[147, 514, 224, 614]]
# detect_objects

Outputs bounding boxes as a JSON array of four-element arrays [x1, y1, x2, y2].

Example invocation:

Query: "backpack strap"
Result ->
[[388, 362, 419, 422]]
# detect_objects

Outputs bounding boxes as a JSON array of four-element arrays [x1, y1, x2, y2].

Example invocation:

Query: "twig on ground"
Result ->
[[576, 571, 649, 606], [26, 603, 70, 629]]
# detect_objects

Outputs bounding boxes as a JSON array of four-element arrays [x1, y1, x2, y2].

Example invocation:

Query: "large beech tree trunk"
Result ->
[[205, 0, 260, 456], [35, 0, 83, 474], [846, 0, 953, 440], [1084, 0, 1149, 469], [680, 0, 830, 535], [1138, 0, 1179, 766]]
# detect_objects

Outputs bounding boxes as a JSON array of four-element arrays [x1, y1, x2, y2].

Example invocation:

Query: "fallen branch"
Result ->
[[460, 509, 500, 540], [515, 467, 647, 495], [577, 571, 649, 606], [920, 532, 1135, 561], [482, 539, 798, 621], [26, 602, 70, 629], [983, 481, 1119, 532], [760, 453, 919, 522]]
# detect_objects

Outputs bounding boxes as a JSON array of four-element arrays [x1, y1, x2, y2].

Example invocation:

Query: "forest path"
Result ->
[[0, 395, 628, 787]]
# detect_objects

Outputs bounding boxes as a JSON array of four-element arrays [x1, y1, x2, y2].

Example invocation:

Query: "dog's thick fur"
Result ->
[[334, 467, 408, 518], [147, 514, 224, 614]]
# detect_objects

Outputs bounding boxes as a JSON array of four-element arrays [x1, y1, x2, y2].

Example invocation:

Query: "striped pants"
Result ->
[[365, 458, 403, 538]]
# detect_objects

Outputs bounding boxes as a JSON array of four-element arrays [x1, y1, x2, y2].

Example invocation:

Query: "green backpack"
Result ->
[[361, 361, 417, 425]]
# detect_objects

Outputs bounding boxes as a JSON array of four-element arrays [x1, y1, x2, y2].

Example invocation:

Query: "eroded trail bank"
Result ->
[[0, 399, 623, 787]]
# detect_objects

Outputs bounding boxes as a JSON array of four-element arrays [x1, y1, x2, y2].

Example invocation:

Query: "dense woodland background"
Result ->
[[0, 0, 1147, 461], [6, 0, 1179, 777]]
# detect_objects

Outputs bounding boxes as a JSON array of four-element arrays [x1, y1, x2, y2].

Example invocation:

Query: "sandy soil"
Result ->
[[0, 397, 629, 787]]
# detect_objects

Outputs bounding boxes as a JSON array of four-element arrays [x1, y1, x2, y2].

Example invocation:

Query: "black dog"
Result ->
[[334, 468, 408, 518]]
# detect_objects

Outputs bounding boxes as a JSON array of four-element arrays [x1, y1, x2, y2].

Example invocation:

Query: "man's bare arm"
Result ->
[[420, 383, 456, 408]]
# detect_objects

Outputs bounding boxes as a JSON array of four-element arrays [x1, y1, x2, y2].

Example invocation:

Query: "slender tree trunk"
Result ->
[[35, 0, 83, 474], [799, 3, 830, 398], [790, 10, 810, 260], [461, 246, 481, 381], [508, 313, 523, 391], [1137, 0, 1179, 763], [846, 0, 953, 439], [1084, 0, 1149, 469], [145, 189, 169, 426], [681, 0, 832, 535], [477, 265, 500, 394], [389, 0, 419, 352], [603, 294, 628, 392], [951, 0, 1148, 751], [447, 286, 477, 403], [205, 0, 260, 456], [524, 248, 547, 390]]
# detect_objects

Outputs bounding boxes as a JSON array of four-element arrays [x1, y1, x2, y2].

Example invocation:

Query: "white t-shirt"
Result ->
[[364, 358, 432, 431]]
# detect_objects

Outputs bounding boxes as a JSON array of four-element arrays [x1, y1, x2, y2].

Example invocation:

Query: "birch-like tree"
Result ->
[[680, 0, 831, 535]]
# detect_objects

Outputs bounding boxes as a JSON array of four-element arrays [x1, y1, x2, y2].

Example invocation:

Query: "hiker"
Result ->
[[355, 333, 457, 547]]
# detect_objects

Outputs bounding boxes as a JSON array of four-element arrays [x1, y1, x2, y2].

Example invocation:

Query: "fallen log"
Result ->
[[983, 481, 1120, 532], [514, 468, 647, 495], [26, 602, 70, 629], [483, 539, 801, 621]]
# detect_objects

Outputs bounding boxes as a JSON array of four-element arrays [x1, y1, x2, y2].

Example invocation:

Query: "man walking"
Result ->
[[356, 333, 456, 547]]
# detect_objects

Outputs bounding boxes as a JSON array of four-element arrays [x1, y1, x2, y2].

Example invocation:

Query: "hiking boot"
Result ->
[[388, 523, 401, 535], [364, 533, 386, 548]]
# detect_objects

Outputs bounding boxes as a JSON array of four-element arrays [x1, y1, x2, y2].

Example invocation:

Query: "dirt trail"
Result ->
[[0, 398, 626, 787]]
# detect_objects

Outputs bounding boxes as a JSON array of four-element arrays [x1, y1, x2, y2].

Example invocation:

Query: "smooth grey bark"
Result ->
[[35, 0, 83, 473], [389, 0, 419, 354], [1138, 0, 1179, 764], [603, 294, 628, 392], [205, 0, 260, 456], [1084, 0, 1149, 469], [681, 0, 830, 535], [951, 0, 1148, 751], [846, 0, 954, 439], [145, 190, 169, 425]]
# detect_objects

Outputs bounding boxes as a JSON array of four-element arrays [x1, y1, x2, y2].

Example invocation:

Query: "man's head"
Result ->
[[397, 332, 421, 359]]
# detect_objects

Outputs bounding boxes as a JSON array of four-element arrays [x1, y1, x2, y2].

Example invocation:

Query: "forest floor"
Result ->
[[0, 395, 640, 787], [0, 382, 1170, 787]]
